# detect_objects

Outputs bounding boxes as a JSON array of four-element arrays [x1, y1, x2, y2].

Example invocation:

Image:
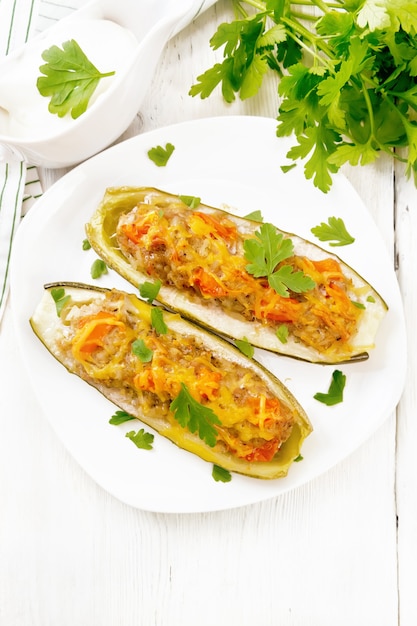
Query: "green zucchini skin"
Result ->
[[30, 282, 313, 480], [85, 186, 388, 364]]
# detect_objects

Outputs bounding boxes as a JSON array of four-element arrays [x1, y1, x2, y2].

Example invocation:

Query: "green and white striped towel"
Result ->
[[0, 0, 86, 322]]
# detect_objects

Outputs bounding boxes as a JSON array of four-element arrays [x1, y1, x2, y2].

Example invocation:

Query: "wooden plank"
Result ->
[[0, 2, 402, 625], [394, 162, 417, 625]]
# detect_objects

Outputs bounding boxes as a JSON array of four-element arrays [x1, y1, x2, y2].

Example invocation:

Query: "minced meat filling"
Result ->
[[59, 290, 295, 462], [115, 199, 362, 355]]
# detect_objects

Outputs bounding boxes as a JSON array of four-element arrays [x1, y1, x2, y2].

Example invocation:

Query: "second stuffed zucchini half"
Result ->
[[30, 283, 312, 479], [86, 187, 387, 364]]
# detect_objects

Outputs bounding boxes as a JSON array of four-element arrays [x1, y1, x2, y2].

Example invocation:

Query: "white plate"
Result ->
[[10, 116, 406, 513]]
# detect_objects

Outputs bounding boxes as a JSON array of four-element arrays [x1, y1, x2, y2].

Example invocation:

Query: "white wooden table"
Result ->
[[1, 2, 416, 624]]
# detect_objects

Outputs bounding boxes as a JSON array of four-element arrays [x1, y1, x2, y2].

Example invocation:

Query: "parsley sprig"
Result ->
[[50, 287, 70, 317], [311, 216, 355, 247], [212, 464, 232, 482], [235, 337, 255, 358], [179, 195, 201, 208], [139, 279, 162, 303], [170, 383, 221, 447], [151, 308, 168, 335], [190, 0, 417, 192], [314, 369, 346, 406], [37, 39, 115, 119], [132, 339, 153, 363], [109, 410, 136, 425], [244, 223, 315, 297], [147, 143, 175, 166], [90, 258, 108, 279], [126, 429, 154, 450]]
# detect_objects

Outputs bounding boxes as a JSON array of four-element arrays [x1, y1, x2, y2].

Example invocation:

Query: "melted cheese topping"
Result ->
[[116, 196, 364, 358], [59, 290, 295, 463]]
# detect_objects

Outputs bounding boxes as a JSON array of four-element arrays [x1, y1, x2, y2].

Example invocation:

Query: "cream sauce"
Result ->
[[0, 19, 137, 139]]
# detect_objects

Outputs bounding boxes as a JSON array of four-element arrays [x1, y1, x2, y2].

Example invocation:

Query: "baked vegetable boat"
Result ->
[[30, 283, 312, 479], [86, 187, 387, 364]]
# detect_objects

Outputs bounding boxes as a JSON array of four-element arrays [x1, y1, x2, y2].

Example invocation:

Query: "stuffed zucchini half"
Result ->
[[86, 187, 387, 364], [30, 283, 312, 479]]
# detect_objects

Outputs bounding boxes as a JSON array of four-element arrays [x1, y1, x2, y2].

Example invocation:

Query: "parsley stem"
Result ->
[[289, 0, 339, 6], [388, 88, 417, 109], [291, 11, 318, 21], [309, 0, 330, 13], [382, 96, 414, 152], [234, 3, 248, 18], [233, 0, 265, 13], [360, 78, 376, 140], [235, 0, 341, 11], [285, 30, 332, 71], [281, 17, 334, 69]]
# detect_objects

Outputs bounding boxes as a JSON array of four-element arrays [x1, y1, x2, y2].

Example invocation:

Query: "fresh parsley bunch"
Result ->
[[190, 0, 417, 192]]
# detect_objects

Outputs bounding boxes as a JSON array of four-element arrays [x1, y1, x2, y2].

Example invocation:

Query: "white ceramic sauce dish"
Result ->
[[0, 0, 214, 167]]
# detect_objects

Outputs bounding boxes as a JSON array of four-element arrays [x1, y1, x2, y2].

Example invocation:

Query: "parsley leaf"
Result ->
[[244, 222, 315, 297], [82, 238, 91, 250], [90, 259, 108, 279], [189, 16, 267, 102], [139, 279, 161, 303], [314, 369, 346, 406], [235, 337, 254, 358], [244, 223, 293, 277], [132, 339, 153, 363], [109, 410, 136, 425], [268, 264, 316, 297], [212, 465, 232, 482], [276, 323, 289, 344], [50, 287, 70, 317], [170, 383, 221, 447], [125, 428, 154, 450], [311, 216, 355, 246], [151, 307, 168, 335], [244, 209, 263, 222], [179, 195, 201, 208], [147, 143, 175, 166], [286, 124, 340, 194], [37, 39, 115, 119]]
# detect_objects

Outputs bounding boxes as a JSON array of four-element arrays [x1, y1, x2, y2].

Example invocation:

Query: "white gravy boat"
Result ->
[[0, 0, 216, 167]]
